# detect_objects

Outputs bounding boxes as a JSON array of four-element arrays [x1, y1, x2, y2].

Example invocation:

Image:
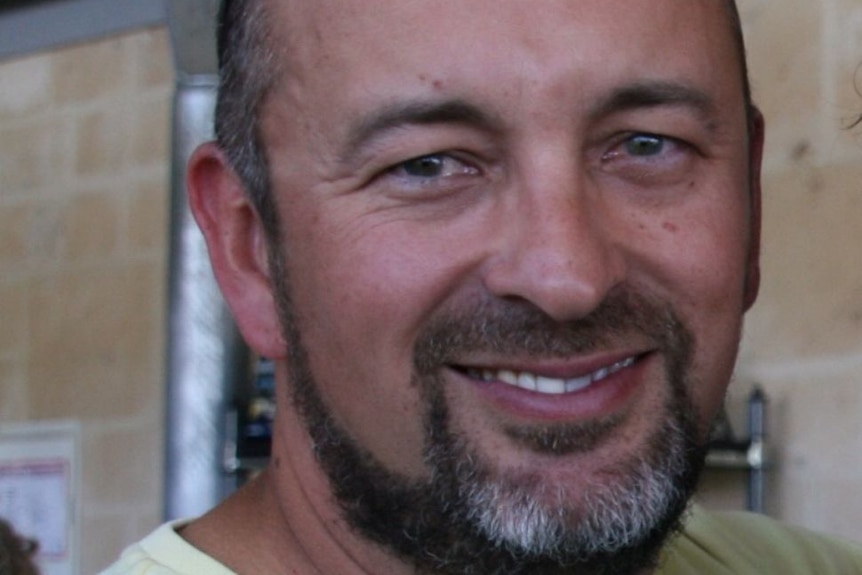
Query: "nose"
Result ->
[[481, 173, 626, 323]]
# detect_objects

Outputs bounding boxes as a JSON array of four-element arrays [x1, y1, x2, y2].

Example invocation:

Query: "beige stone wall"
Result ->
[[0, 1, 861, 571], [0, 28, 172, 572], [717, 0, 862, 543]]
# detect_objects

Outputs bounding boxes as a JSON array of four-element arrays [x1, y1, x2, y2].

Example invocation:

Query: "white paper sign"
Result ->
[[0, 460, 69, 557], [0, 421, 79, 575]]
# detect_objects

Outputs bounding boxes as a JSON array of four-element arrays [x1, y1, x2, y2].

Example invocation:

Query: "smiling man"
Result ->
[[102, 1, 862, 574]]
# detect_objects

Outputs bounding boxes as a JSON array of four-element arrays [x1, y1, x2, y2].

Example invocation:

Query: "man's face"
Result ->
[[256, 0, 759, 571]]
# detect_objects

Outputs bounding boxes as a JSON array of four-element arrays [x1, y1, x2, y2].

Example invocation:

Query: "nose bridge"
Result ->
[[483, 161, 625, 322]]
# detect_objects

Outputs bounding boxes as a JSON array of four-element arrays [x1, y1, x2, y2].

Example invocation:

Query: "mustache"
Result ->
[[413, 288, 691, 373]]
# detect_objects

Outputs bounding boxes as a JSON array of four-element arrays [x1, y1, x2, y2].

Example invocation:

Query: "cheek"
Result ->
[[288, 193, 494, 348], [280, 214, 480, 474], [647, 207, 751, 430], [293, 222, 459, 351]]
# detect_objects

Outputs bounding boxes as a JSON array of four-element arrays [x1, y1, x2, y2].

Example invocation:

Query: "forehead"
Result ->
[[272, 1, 737, 60], [264, 0, 744, 128]]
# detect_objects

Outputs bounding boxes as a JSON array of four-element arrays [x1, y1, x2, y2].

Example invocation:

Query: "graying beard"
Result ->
[[456, 415, 689, 558]]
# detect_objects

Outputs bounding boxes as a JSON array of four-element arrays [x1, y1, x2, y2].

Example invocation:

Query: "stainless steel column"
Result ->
[[165, 0, 249, 520]]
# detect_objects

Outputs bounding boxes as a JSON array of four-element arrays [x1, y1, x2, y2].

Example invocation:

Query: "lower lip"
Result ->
[[461, 354, 652, 423]]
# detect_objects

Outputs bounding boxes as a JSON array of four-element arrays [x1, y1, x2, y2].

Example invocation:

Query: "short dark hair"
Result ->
[[723, 0, 755, 123], [215, 0, 280, 238], [215, 0, 754, 230]]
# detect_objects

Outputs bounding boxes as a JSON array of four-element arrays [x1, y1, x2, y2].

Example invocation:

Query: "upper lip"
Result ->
[[450, 349, 651, 381]]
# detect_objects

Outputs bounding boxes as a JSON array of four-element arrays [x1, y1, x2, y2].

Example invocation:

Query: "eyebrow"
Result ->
[[339, 98, 501, 165], [590, 81, 719, 127]]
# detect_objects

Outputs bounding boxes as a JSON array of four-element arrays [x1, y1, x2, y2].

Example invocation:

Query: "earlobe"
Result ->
[[187, 142, 286, 358], [743, 107, 765, 311]]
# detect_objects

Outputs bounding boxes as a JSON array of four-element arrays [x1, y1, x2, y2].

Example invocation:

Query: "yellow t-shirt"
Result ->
[[658, 507, 862, 574], [100, 507, 862, 574], [99, 520, 233, 575]]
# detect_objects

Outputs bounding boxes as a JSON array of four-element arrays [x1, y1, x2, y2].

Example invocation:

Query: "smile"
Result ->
[[468, 356, 637, 395]]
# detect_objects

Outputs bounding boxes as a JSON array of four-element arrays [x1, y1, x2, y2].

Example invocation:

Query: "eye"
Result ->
[[624, 134, 666, 157], [599, 132, 695, 186], [605, 132, 677, 161], [368, 151, 484, 201], [390, 153, 478, 181], [399, 155, 448, 178]]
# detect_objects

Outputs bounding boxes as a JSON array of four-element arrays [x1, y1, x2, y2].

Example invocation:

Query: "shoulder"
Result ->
[[658, 505, 862, 574], [98, 520, 237, 575]]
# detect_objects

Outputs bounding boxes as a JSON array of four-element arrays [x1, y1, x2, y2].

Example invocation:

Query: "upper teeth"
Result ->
[[475, 357, 636, 395]]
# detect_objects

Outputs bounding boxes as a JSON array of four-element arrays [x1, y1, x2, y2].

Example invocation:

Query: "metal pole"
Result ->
[[164, 0, 249, 520], [746, 386, 766, 513]]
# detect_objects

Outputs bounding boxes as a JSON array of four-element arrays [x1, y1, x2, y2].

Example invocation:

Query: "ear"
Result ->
[[743, 107, 765, 311], [187, 142, 286, 358]]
